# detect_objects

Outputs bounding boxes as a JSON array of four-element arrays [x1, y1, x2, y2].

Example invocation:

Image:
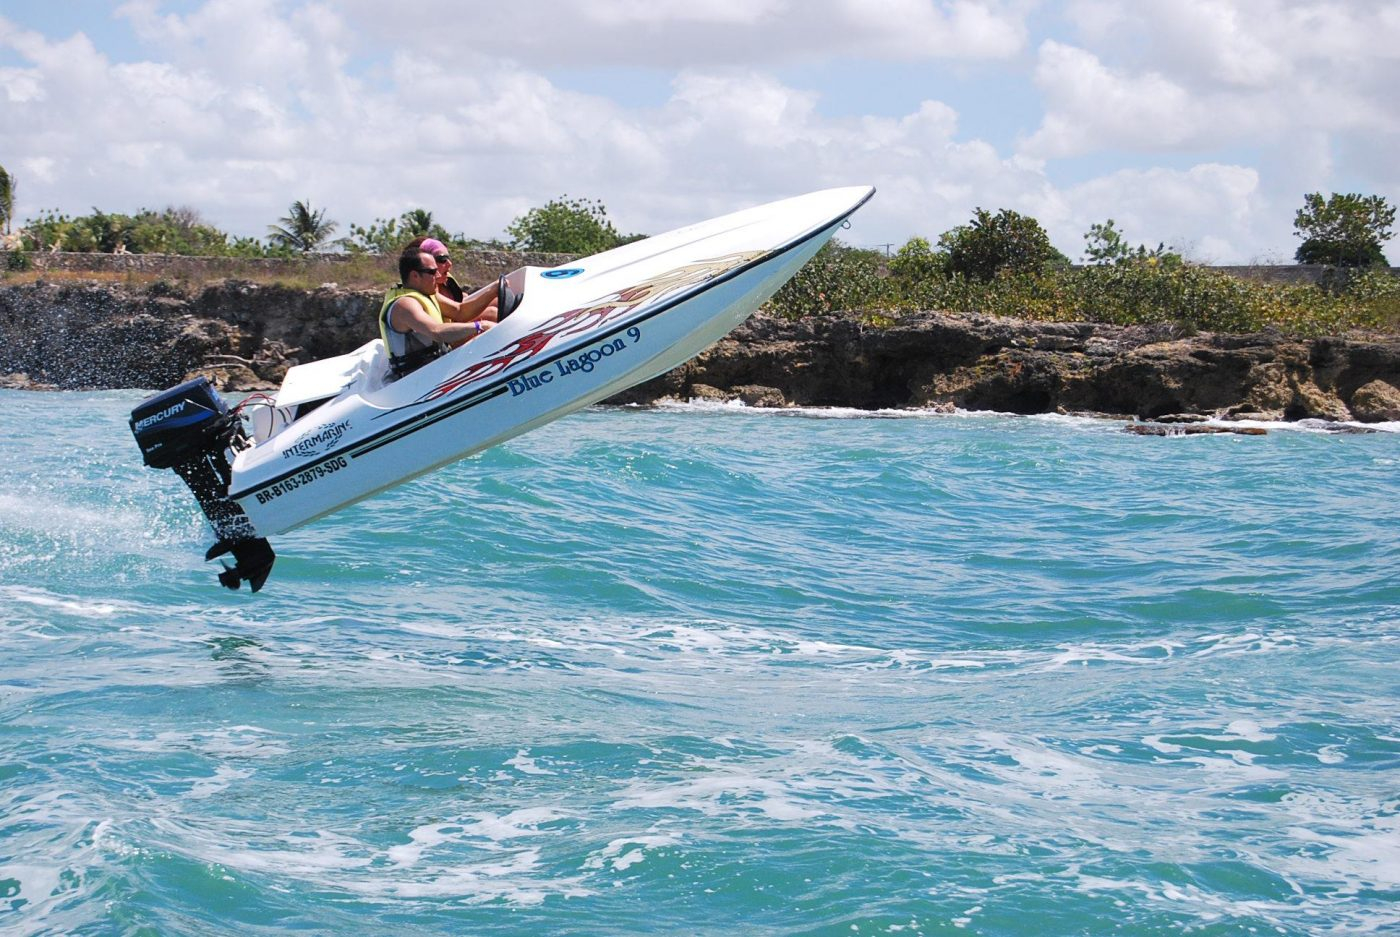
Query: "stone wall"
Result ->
[[0, 249, 575, 288], [1210, 265, 1400, 285]]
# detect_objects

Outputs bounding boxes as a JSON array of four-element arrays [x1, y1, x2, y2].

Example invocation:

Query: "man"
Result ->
[[379, 247, 494, 378]]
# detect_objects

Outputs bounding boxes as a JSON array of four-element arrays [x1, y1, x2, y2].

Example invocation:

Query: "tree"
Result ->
[[768, 240, 893, 318], [0, 164, 13, 234], [938, 207, 1067, 282], [1083, 218, 1181, 267], [129, 206, 228, 254], [399, 208, 435, 237], [165, 204, 205, 235], [889, 236, 945, 281], [1083, 219, 1131, 264], [18, 206, 233, 254], [507, 196, 625, 254], [267, 199, 338, 252], [345, 208, 456, 254], [1293, 192, 1394, 267], [345, 216, 403, 255]]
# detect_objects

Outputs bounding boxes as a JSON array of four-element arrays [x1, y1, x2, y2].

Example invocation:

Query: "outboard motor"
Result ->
[[130, 377, 275, 591]]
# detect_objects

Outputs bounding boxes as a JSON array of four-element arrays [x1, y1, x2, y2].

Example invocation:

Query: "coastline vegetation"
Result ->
[[770, 201, 1399, 335], [770, 238, 1400, 336], [1, 181, 1396, 336]]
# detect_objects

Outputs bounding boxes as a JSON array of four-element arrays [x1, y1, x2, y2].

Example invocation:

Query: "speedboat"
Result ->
[[130, 186, 876, 590]]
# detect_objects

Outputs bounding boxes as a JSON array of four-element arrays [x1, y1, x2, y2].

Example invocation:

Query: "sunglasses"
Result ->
[[433, 253, 450, 264], [415, 265, 439, 276]]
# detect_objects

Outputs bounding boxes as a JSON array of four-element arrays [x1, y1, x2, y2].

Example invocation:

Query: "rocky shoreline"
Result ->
[[3, 279, 1399, 424]]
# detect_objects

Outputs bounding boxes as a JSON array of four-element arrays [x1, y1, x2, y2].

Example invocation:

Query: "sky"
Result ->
[[1, 0, 1397, 263]]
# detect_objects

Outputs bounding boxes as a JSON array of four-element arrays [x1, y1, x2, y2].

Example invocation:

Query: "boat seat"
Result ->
[[250, 341, 389, 444]]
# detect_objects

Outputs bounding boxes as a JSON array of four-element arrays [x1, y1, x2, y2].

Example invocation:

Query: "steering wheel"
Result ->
[[497, 275, 523, 321]]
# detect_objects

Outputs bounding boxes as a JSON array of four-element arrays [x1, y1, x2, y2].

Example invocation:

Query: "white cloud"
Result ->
[[669, 71, 821, 148], [118, 0, 319, 86], [1057, 164, 1263, 263], [331, 0, 1029, 67], [1025, 0, 1400, 164], [0, 1, 1395, 262], [19, 156, 56, 186], [1146, 1, 1287, 90], [584, 0, 788, 27], [0, 67, 44, 103], [1059, 0, 1400, 132], [828, 0, 1029, 59], [1022, 41, 1198, 158]]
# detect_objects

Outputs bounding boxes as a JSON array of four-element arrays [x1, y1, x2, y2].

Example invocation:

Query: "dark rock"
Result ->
[[1126, 423, 1268, 436], [1224, 409, 1277, 422], [0, 371, 58, 391], [1350, 379, 1400, 422], [0, 280, 380, 391], [731, 384, 788, 408], [3, 282, 1399, 424], [684, 384, 729, 402]]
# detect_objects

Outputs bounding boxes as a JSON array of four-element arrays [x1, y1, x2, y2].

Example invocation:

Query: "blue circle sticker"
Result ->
[[542, 268, 583, 279]]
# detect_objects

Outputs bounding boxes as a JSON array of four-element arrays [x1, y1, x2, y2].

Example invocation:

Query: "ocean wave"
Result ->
[[2, 388, 1396, 934]]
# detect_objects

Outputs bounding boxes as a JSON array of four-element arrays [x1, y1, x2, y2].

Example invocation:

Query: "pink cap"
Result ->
[[420, 238, 448, 257]]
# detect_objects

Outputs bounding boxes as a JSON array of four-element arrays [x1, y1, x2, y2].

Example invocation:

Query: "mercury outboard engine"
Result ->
[[130, 377, 275, 591]]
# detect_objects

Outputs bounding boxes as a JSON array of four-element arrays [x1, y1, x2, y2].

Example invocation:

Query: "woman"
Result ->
[[407, 237, 498, 326]]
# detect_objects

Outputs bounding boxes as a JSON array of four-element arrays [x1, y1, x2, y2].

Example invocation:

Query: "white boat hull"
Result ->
[[131, 186, 875, 589]]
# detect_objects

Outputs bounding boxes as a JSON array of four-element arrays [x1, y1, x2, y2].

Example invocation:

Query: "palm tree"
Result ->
[[400, 208, 434, 237], [267, 199, 338, 252], [0, 165, 13, 234]]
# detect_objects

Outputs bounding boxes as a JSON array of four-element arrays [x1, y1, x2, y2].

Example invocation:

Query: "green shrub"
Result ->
[[767, 240, 894, 319], [506, 196, 630, 254], [1293, 192, 1394, 267], [886, 237, 948, 308], [854, 249, 1400, 337], [938, 208, 1069, 282], [22, 206, 232, 255]]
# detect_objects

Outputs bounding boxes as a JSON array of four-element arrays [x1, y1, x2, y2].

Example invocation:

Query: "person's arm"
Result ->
[[435, 291, 466, 321], [390, 295, 493, 343], [456, 283, 500, 322], [437, 285, 498, 323]]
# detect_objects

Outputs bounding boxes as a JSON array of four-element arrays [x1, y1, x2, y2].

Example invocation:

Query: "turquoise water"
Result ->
[[2, 389, 1398, 935]]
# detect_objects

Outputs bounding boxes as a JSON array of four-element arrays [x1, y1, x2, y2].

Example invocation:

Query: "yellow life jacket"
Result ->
[[378, 286, 445, 377]]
